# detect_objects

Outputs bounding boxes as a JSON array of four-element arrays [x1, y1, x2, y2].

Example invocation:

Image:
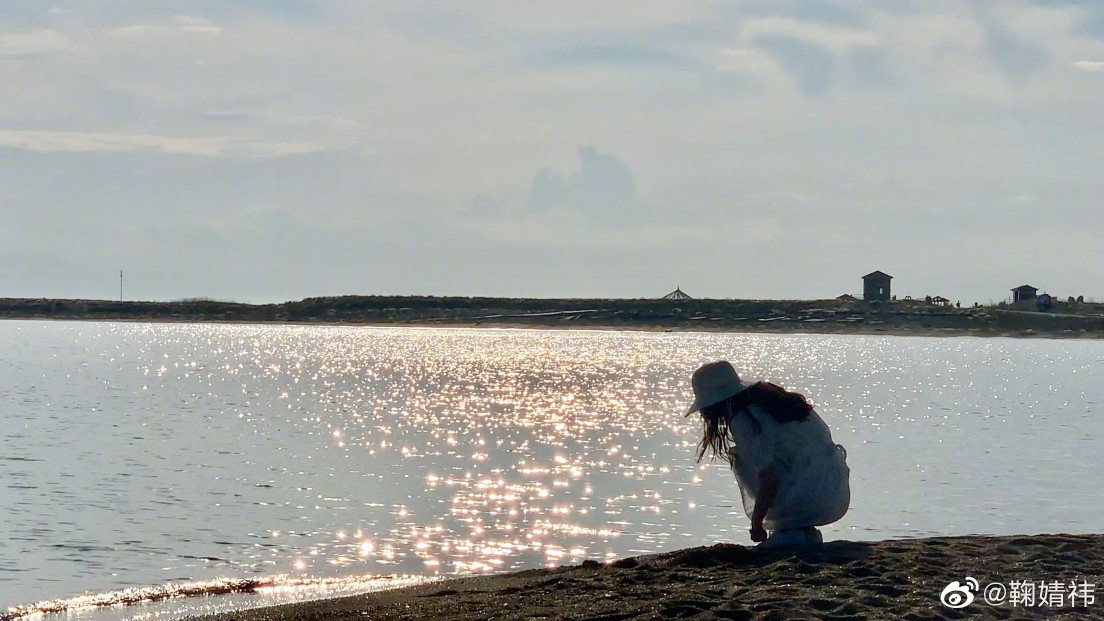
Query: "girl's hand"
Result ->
[[750, 523, 768, 543]]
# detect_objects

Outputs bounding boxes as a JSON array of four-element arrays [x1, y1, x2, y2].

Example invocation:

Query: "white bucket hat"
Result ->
[[685, 360, 754, 416]]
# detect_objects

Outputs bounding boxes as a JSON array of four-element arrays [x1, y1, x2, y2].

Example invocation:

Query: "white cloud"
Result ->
[[715, 48, 776, 74], [201, 109, 362, 131], [0, 129, 324, 158], [1072, 60, 1104, 72], [473, 1, 714, 32], [741, 17, 880, 53], [0, 29, 69, 57], [109, 15, 222, 38], [275, 113, 362, 131], [725, 16, 886, 95], [526, 147, 641, 227]]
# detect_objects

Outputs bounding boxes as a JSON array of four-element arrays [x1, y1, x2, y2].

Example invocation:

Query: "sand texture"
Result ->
[[195, 534, 1104, 620]]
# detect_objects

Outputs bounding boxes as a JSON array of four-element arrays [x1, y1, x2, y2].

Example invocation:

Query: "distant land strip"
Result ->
[[1, 296, 1103, 338]]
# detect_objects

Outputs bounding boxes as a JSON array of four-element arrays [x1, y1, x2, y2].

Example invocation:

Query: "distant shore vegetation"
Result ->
[[2, 295, 1102, 338]]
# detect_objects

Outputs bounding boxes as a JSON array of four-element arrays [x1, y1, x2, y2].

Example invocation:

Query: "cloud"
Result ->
[[464, 194, 505, 220], [735, 16, 883, 96], [1038, 1, 1104, 39], [982, 19, 1047, 81], [1072, 60, 1104, 72], [109, 15, 223, 38], [527, 45, 690, 70], [462, 147, 642, 228], [742, 17, 880, 52], [527, 147, 640, 226], [754, 34, 835, 96], [200, 109, 362, 131], [782, 2, 869, 29], [846, 45, 894, 87], [0, 29, 69, 57], [4, 2, 1104, 302], [267, 113, 362, 131], [0, 129, 325, 158]]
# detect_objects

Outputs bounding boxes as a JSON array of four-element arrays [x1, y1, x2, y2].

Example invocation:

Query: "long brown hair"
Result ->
[[695, 381, 813, 463]]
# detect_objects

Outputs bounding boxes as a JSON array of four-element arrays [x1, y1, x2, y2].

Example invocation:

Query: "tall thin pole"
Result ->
[[120, 270, 123, 302]]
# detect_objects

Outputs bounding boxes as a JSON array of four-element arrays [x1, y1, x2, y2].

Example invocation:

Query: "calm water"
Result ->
[[2, 321, 1102, 618]]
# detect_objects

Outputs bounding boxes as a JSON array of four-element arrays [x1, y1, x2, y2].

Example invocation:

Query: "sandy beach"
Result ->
[[192, 534, 1103, 620]]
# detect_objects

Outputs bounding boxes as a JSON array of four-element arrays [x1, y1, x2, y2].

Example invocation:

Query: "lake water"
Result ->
[[2, 321, 1102, 619]]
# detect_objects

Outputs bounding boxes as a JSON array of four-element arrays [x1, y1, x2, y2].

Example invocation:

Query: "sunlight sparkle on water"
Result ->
[[226, 327, 696, 578], [8, 323, 1102, 616]]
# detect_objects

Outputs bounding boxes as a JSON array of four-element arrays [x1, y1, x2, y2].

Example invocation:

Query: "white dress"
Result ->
[[726, 405, 850, 531]]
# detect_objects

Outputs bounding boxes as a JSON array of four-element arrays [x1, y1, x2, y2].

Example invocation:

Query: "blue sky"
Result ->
[[2, 1, 1102, 303]]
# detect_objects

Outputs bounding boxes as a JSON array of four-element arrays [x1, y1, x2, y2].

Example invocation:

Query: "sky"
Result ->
[[2, 1, 1102, 304]]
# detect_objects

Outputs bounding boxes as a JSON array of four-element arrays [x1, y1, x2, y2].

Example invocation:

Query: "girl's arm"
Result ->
[[750, 467, 779, 542]]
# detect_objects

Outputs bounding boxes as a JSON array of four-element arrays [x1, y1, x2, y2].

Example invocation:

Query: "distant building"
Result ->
[[836, 294, 859, 302], [862, 271, 893, 302], [931, 296, 950, 307], [662, 287, 693, 300], [1011, 284, 1039, 303]]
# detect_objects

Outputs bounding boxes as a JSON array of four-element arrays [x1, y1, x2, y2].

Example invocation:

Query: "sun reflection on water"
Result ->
[[139, 325, 708, 583]]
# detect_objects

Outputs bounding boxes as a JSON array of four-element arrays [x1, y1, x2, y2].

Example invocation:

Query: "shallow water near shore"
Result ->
[[2, 321, 1102, 619]]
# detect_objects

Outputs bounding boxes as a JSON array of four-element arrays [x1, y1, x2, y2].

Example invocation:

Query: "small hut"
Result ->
[[862, 271, 893, 302], [1011, 285, 1038, 303]]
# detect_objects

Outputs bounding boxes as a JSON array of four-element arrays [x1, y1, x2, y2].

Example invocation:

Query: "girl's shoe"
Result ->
[[758, 526, 822, 549]]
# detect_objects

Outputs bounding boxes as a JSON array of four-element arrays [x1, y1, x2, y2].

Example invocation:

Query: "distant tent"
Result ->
[[662, 287, 693, 300]]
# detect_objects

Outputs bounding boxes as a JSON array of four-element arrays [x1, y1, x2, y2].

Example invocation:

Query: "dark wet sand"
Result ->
[[195, 534, 1104, 620]]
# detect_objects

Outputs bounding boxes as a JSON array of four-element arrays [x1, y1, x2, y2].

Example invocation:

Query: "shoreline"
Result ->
[[448, 320, 1104, 340], [3, 315, 1102, 341], [2, 296, 1102, 340], [190, 533, 1104, 620]]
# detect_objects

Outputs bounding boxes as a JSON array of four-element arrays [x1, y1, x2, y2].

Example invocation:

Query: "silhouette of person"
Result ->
[[686, 361, 850, 547]]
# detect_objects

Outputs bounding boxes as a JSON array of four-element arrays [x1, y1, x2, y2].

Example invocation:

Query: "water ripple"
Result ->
[[2, 321, 1102, 616]]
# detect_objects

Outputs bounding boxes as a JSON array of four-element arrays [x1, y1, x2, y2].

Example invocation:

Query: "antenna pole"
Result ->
[[120, 270, 123, 301]]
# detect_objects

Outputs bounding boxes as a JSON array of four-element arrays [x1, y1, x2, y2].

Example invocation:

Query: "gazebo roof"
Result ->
[[662, 287, 693, 300]]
